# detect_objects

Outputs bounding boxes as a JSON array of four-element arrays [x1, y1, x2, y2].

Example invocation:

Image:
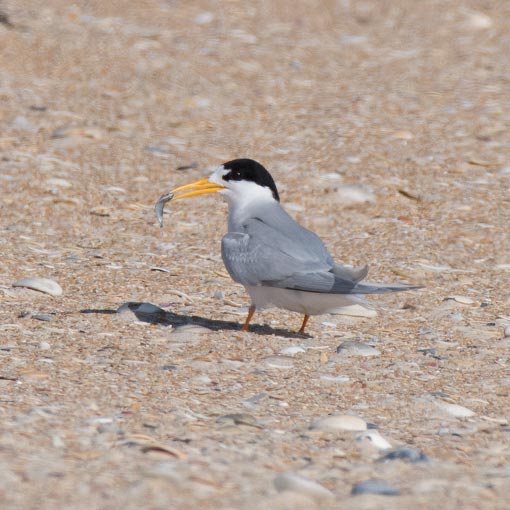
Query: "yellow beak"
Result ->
[[170, 178, 226, 201]]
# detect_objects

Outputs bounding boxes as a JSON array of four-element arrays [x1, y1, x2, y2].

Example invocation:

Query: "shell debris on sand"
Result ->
[[12, 277, 63, 296], [336, 340, 381, 357], [273, 472, 334, 502], [356, 430, 392, 450], [2, 1, 510, 508], [310, 414, 368, 432]]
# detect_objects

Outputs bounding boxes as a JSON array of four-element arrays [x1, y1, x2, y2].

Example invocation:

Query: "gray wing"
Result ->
[[221, 214, 369, 294]]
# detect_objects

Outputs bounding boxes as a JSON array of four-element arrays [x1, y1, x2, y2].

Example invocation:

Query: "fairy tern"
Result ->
[[155, 159, 421, 333]]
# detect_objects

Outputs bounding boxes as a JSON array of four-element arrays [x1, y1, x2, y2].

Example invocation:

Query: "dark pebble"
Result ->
[[352, 479, 400, 496], [33, 314, 54, 322], [176, 162, 198, 171], [417, 347, 437, 356], [379, 446, 429, 463]]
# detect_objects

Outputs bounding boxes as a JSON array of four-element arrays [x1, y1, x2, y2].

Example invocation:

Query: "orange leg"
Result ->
[[241, 305, 256, 332], [298, 314, 310, 334]]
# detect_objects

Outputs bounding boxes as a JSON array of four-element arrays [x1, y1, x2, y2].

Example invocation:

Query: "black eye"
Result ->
[[224, 169, 242, 181]]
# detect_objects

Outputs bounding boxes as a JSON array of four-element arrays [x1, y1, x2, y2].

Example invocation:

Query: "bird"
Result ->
[[155, 158, 421, 334]]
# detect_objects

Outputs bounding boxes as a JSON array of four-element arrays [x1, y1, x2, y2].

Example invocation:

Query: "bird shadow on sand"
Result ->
[[80, 301, 310, 339]]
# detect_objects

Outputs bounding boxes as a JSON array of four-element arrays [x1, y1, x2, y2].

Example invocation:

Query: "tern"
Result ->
[[155, 159, 421, 334]]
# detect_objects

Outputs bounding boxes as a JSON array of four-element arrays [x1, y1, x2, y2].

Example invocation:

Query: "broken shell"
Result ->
[[310, 414, 367, 432], [13, 277, 63, 297]]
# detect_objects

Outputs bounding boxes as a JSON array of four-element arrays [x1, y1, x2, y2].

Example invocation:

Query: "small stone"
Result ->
[[13, 277, 63, 297], [32, 314, 53, 322], [333, 305, 377, 318], [39, 341, 51, 350], [310, 414, 367, 432], [116, 302, 167, 323], [417, 347, 437, 356], [379, 446, 429, 463], [161, 365, 178, 371], [356, 430, 392, 450], [436, 402, 475, 418], [351, 479, 400, 496], [504, 325, 510, 338], [336, 340, 380, 357], [280, 346, 306, 356], [273, 472, 334, 502]]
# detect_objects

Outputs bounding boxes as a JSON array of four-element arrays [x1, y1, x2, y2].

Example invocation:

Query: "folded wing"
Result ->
[[223, 214, 386, 294]]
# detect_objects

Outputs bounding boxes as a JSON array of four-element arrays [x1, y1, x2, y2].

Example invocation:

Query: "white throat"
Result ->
[[208, 165, 278, 232], [222, 181, 276, 232]]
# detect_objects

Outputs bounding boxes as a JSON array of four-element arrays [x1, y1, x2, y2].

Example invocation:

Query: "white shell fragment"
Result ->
[[310, 414, 367, 432], [437, 402, 475, 418], [261, 355, 294, 369], [446, 295, 476, 305], [279, 346, 306, 356], [356, 430, 392, 450], [319, 374, 350, 384], [13, 277, 63, 296], [336, 184, 375, 206], [463, 11, 493, 29], [172, 324, 213, 337], [273, 472, 334, 501], [336, 340, 381, 357]]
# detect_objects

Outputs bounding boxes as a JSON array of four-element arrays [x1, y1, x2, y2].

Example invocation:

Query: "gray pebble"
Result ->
[[379, 446, 429, 463], [417, 347, 437, 356], [32, 314, 53, 322], [504, 325, 510, 338], [116, 302, 169, 323], [351, 479, 400, 496], [12, 115, 35, 131]]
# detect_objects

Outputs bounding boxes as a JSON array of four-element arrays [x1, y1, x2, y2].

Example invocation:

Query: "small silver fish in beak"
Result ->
[[154, 192, 174, 228], [154, 177, 226, 227]]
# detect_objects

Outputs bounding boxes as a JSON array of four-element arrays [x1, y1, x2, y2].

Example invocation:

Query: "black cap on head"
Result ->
[[222, 159, 280, 201]]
